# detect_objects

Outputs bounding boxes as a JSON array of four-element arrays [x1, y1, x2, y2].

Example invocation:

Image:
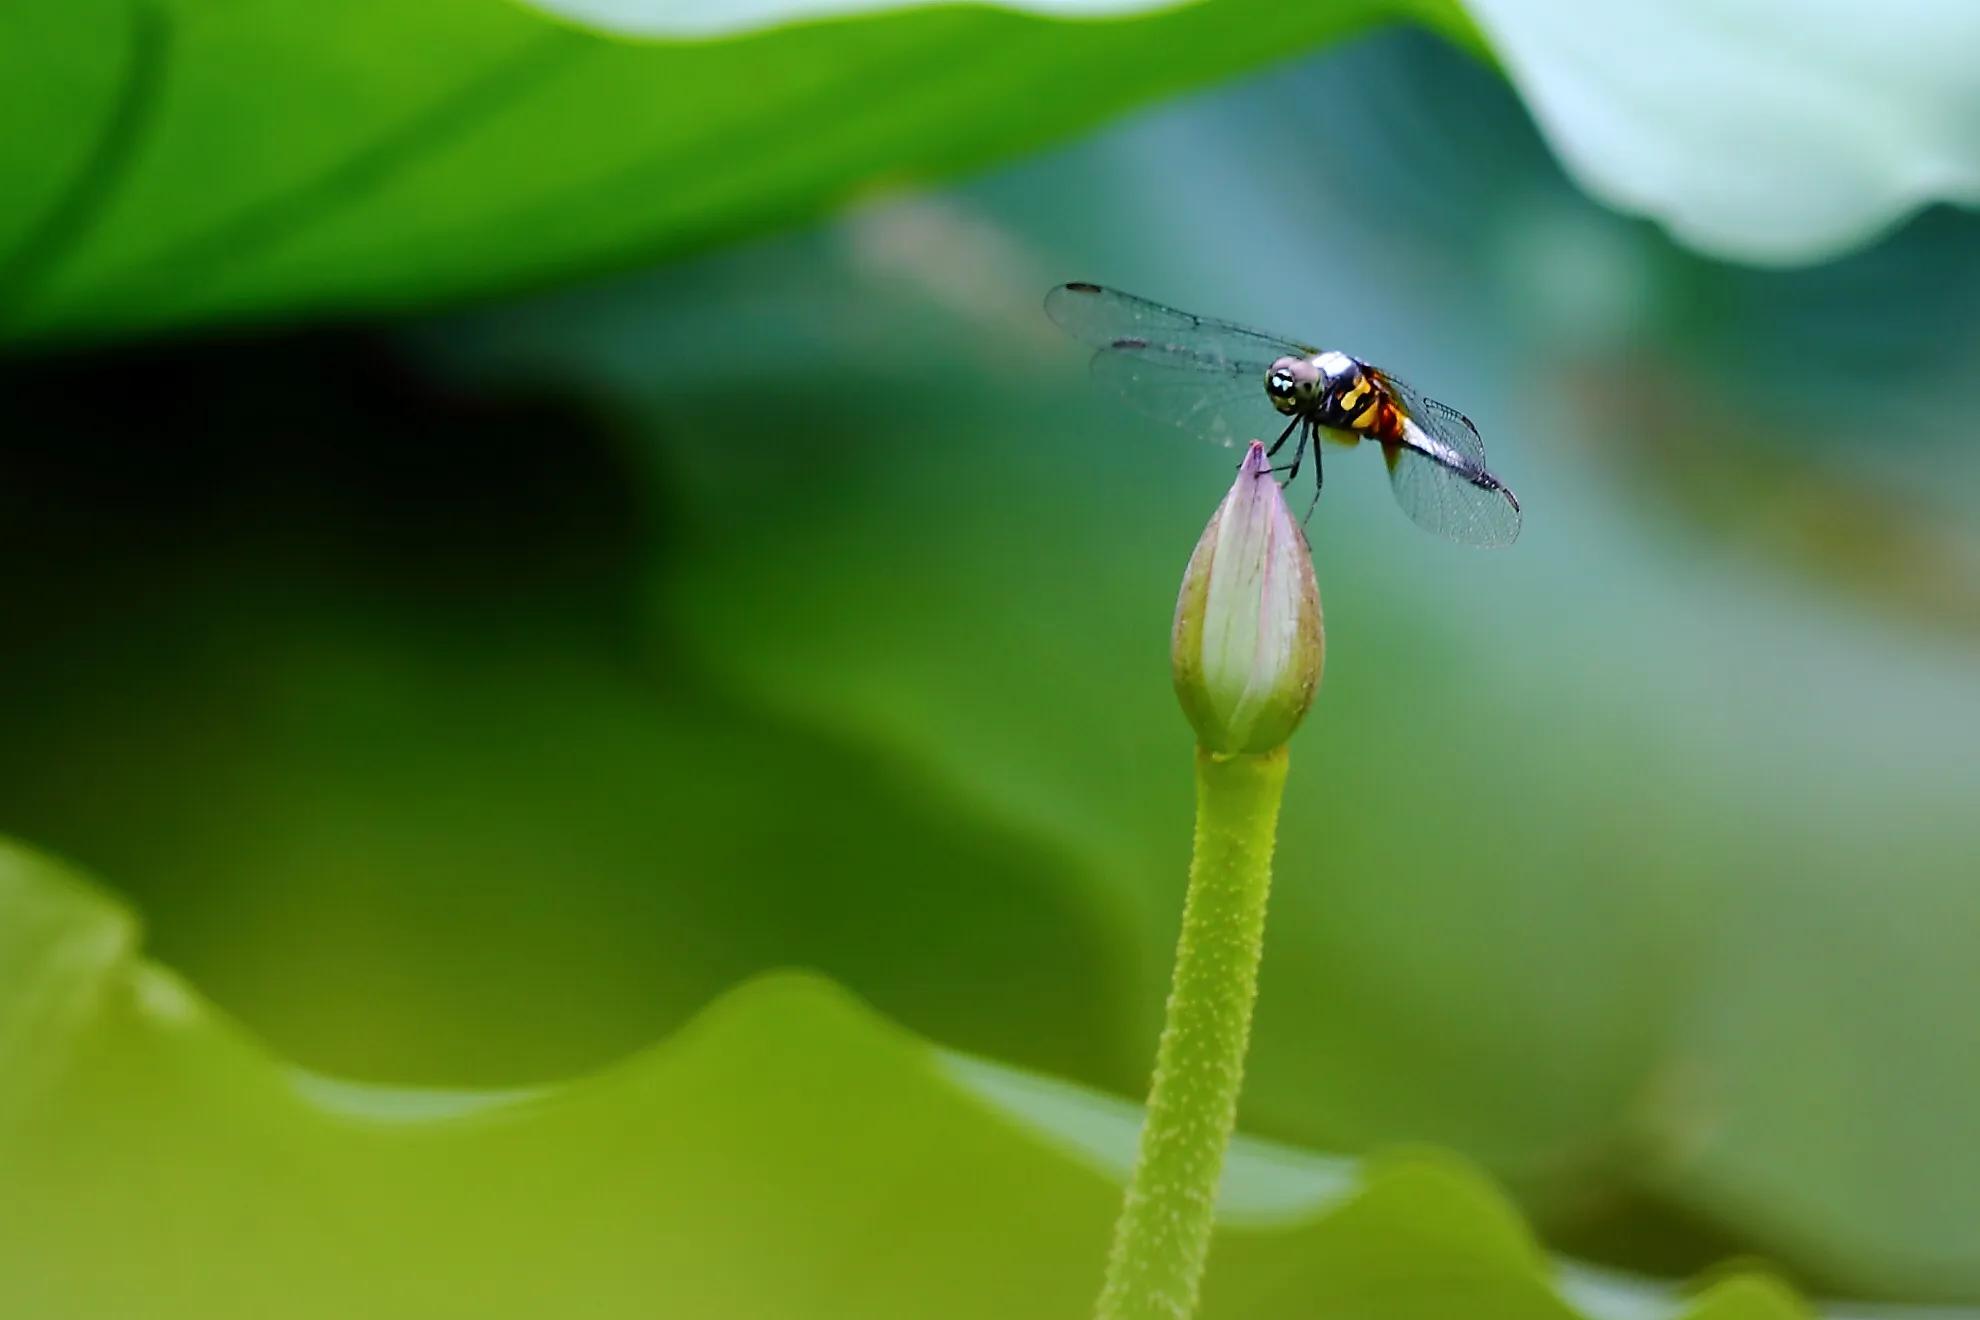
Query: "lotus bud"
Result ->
[[1171, 441, 1324, 754]]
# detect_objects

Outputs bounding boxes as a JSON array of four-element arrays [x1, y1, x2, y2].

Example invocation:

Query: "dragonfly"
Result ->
[[1045, 282, 1522, 548]]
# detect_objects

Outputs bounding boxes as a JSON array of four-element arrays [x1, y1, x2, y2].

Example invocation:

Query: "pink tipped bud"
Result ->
[[1171, 442, 1324, 754]]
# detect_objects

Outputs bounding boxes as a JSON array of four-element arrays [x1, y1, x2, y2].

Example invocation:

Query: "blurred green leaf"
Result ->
[[0, 843, 1808, 1320], [637, 366, 1980, 1301], [0, 346, 1145, 1092], [5, 303, 1972, 1302], [0, 0, 1471, 345]]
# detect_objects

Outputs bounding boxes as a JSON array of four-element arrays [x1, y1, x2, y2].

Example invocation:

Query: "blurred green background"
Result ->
[[3, 3, 1978, 1317]]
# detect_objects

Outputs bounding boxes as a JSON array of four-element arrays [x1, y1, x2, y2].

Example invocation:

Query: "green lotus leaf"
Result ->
[[0, 841, 1812, 1320], [0, 0, 1472, 345]]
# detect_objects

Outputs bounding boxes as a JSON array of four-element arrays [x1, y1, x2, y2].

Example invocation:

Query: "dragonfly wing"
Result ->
[[1088, 340, 1280, 449], [1385, 419, 1523, 547], [1366, 368, 1490, 467], [1366, 367, 1520, 547], [1046, 282, 1316, 360]]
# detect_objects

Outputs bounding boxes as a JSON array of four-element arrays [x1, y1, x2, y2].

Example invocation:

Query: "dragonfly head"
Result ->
[[1265, 355, 1321, 416]]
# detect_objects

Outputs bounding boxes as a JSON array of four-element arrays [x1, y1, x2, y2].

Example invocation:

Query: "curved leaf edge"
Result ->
[[0, 834, 1853, 1320]]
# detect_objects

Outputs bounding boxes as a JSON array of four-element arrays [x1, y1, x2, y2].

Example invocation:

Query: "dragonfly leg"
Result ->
[[1263, 414, 1301, 458], [1302, 442, 1326, 523], [1279, 424, 1311, 485]]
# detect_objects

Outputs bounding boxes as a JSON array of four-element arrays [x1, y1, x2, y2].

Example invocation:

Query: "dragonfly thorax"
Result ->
[[1266, 351, 1364, 420]]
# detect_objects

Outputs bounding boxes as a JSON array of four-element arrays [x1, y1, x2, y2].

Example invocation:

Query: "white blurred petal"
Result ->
[[1465, 0, 1980, 263], [526, 0, 1184, 39]]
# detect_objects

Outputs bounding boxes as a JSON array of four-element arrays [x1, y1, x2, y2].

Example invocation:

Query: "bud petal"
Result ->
[[1172, 442, 1324, 754]]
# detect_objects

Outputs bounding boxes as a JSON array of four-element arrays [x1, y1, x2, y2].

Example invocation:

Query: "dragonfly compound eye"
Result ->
[[1266, 370, 1297, 415], [1265, 356, 1314, 415]]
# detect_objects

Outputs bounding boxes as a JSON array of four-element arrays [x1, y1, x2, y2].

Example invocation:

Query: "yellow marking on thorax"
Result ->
[[1335, 374, 1386, 433]]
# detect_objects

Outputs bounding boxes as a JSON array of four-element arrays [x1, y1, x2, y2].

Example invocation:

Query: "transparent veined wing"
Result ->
[[1044, 283, 1317, 361], [1087, 339, 1284, 449], [1366, 368, 1522, 548], [1365, 368, 1491, 469], [1383, 432, 1523, 547]]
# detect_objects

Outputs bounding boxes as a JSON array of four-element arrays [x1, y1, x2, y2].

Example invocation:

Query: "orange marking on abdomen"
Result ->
[[1357, 398, 1403, 443]]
